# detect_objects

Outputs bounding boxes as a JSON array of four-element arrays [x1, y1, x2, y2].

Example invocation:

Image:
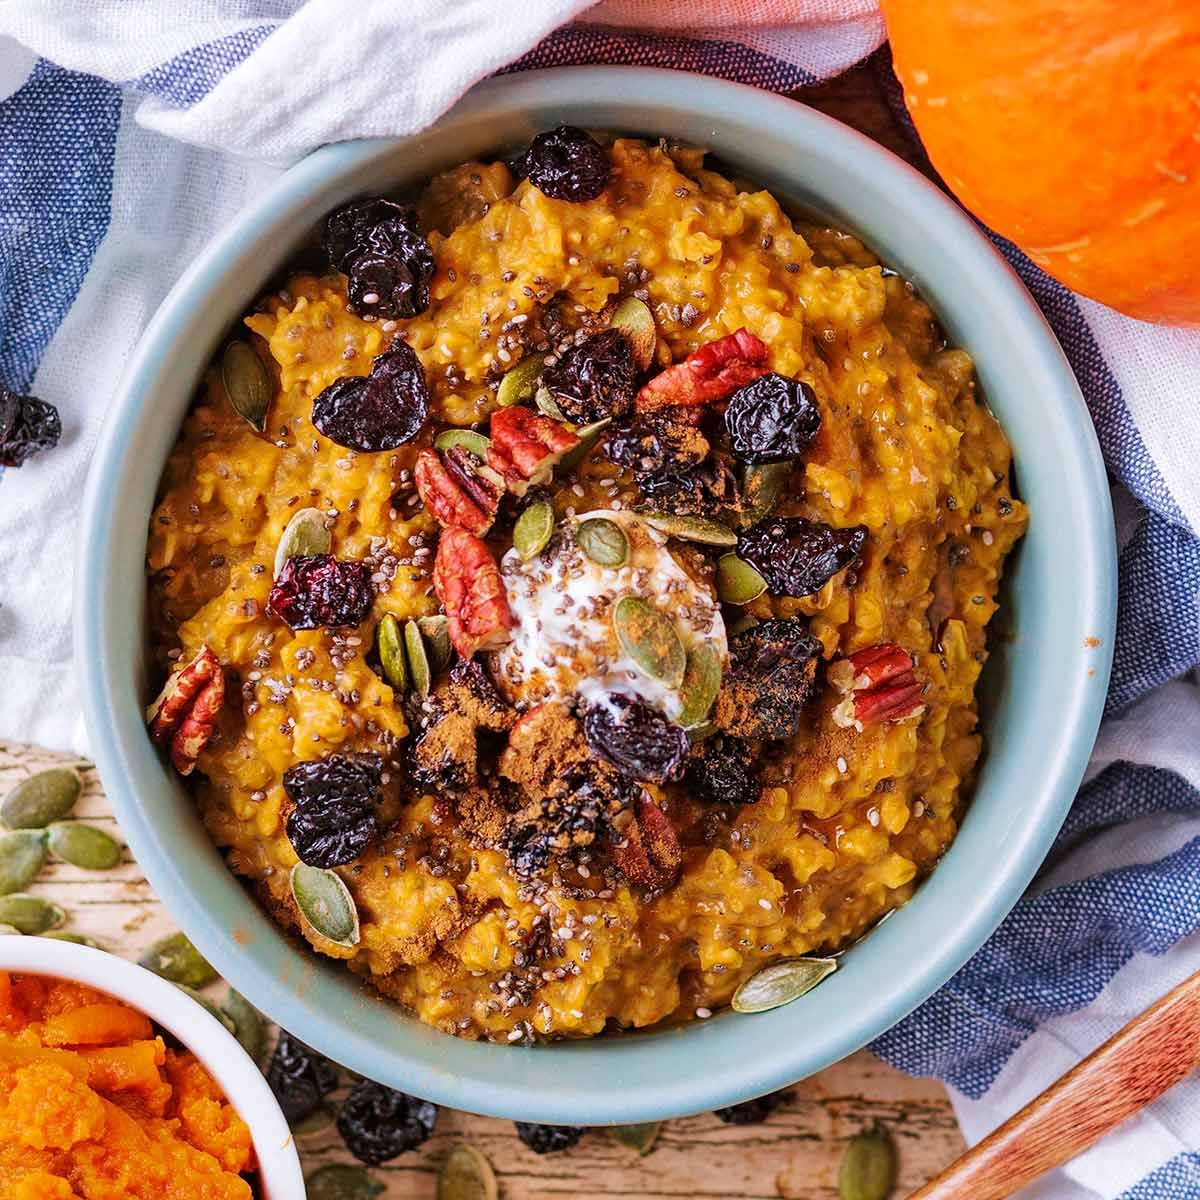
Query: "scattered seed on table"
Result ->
[[139, 931, 218, 988], [47, 822, 122, 870], [0, 893, 65, 934], [305, 1163, 385, 1200], [1, 767, 81, 829], [0, 830, 48, 895]]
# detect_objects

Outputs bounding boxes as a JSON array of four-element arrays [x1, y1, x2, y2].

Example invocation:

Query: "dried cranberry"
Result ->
[[714, 1090, 790, 1124], [684, 735, 762, 807], [268, 554, 373, 630], [635, 456, 740, 516], [724, 373, 821, 464], [583, 695, 689, 784], [324, 197, 417, 272], [283, 751, 383, 868], [524, 125, 611, 202], [312, 342, 429, 452], [541, 329, 636, 423], [718, 619, 821, 740], [515, 1121, 587, 1153], [265, 1031, 339, 1123], [337, 1079, 437, 1164], [737, 517, 867, 597], [0, 385, 61, 467], [347, 229, 434, 320]]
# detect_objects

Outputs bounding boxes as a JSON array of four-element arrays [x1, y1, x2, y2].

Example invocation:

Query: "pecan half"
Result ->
[[636, 328, 770, 414], [613, 795, 682, 894], [486, 406, 579, 496], [828, 643, 926, 731], [415, 446, 503, 535], [145, 645, 225, 775], [433, 527, 516, 658]]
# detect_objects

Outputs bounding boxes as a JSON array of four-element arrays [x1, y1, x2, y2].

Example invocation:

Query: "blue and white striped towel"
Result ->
[[0, 6, 1196, 1196]]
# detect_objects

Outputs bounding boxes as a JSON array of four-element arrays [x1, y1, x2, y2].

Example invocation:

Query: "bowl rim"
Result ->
[[76, 65, 1116, 1123], [0, 938, 303, 1195]]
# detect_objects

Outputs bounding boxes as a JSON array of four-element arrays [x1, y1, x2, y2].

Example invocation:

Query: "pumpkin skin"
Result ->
[[881, 0, 1200, 326]]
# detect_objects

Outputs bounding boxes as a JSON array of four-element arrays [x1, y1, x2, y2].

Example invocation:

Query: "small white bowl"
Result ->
[[0, 938, 303, 1197]]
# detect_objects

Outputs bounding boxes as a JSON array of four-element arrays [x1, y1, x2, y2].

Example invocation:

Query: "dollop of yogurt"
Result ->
[[494, 510, 726, 719]]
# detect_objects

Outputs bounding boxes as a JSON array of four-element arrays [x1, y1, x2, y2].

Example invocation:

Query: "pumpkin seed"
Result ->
[[0, 830, 47, 895], [375, 614, 408, 692], [608, 1121, 661, 1156], [306, 1164, 385, 1200], [839, 1124, 897, 1200], [404, 619, 432, 700], [2, 767, 82, 830], [740, 461, 792, 527], [638, 510, 737, 547], [222, 989, 266, 1063], [577, 517, 629, 568], [677, 643, 722, 728], [613, 596, 687, 688], [292, 1101, 337, 1136], [0, 924, 22, 935], [221, 341, 272, 432], [47, 823, 121, 870], [513, 499, 555, 561], [418, 615, 453, 675], [687, 721, 717, 744], [41, 931, 103, 947], [731, 956, 838, 1013], [435, 428, 491, 459], [139, 931, 218, 988], [0, 894, 64, 934], [609, 296, 657, 370], [726, 613, 761, 637], [438, 1143, 498, 1200], [290, 863, 360, 947], [496, 354, 544, 409], [274, 507, 331, 577], [534, 384, 567, 421], [558, 417, 611, 472], [716, 554, 767, 605], [176, 984, 238, 1035]]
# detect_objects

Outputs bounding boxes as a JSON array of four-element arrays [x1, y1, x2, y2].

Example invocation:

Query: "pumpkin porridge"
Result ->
[[145, 128, 1027, 1043]]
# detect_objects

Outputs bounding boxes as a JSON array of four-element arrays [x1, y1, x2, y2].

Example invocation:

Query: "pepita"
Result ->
[[435, 428, 491, 459], [306, 1164, 385, 1200], [437, 1143, 498, 1200], [0, 894, 65, 935], [716, 554, 767, 605], [221, 341, 272, 432], [613, 596, 687, 689], [740, 461, 792, 527], [139, 931, 218, 988], [176, 985, 238, 1035], [496, 354, 544, 409], [639, 511, 737, 547], [839, 1124, 898, 1200], [274, 507, 332, 577], [375, 614, 408, 692], [731, 956, 838, 1013], [0, 830, 47, 895], [41, 931, 102, 947], [418, 615, 453, 675], [577, 517, 629, 568], [726, 613, 761, 637], [686, 721, 718, 744], [513, 499, 555, 561], [404, 619, 432, 699], [290, 863, 360, 947], [558, 417, 611, 472], [0, 924, 21, 935], [47, 822, 122, 870], [609, 296, 657, 371], [608, 1121, 661, 1156], [292, 1101, 337, 1137], [222, 989, 266, 1063], [2, 767, 81, 829], [677, 643, 722, 728], [534, 384, 567, 421]]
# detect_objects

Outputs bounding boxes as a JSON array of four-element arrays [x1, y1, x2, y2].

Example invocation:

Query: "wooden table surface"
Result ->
[[0, 63, 967, 1198]]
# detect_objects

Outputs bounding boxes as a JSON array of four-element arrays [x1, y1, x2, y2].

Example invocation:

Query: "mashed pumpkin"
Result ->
[[0, 973, 255, 1199], [147, 138, 1027, 1042]]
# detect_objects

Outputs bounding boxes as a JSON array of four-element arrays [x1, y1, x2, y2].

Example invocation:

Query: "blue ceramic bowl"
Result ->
[[76, 67, 1115, 1123]]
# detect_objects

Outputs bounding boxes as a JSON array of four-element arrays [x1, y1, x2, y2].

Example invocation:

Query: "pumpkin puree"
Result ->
[[0, 973, 254, 1199], [147, 139, 1026, 1040]]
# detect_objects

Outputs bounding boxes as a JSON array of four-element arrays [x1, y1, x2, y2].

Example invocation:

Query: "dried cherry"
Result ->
[[684, 735, 762, 807], [515, 1121, 587, 1153], [268, 554, 374, 630], [714, 1090, 791, 1124], [582, 695, 689, 784], [283, 751, 383, 868], [264, 1031, 339, 1123], [724, 373, 821, 464], [737, 517, 867, 597], [311, 341, 429, 451], [0, 386, 61, 468], [337, 1079, 437, 1164], [541, 329, 637, 423], [523, 125, 611, 202], [324, 197, 417, 271], [717, 619, 821, 740]]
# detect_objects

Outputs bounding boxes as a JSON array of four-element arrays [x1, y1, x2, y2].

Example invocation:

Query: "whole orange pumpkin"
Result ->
[[881, 0, 1200, 326]]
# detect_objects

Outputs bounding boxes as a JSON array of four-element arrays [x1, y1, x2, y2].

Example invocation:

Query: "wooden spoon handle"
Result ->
[[906, 971, 1200, 1200]]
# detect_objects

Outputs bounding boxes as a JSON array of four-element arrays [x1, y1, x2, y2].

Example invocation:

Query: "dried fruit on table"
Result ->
[[0, 385, 61, 467], [583, 694, 689, 783], [337, 1079, 437, 1163], [485, 405, 579, 496], [514, 1121, 586, 1154], [724, 373, 822, 464], [433, 527, 515, 658], [635, 328, 770, 414], [312, 341, 429, 451], [265, 1029, 339, 1124], [715, 618, 822, 740], [540, 329, 637, 424], [523, 125, 611, 202], [415, 446, 503, 535], [714, 1089, 791, 1125], [283, 752, 383, 869], [829, 643, 926, 730], [737, 517, 867, 597], [684, 734, 761, 807], [269, 553, 374, 630], [145, 645, 225, 776], [613, 794, 683, 892]]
